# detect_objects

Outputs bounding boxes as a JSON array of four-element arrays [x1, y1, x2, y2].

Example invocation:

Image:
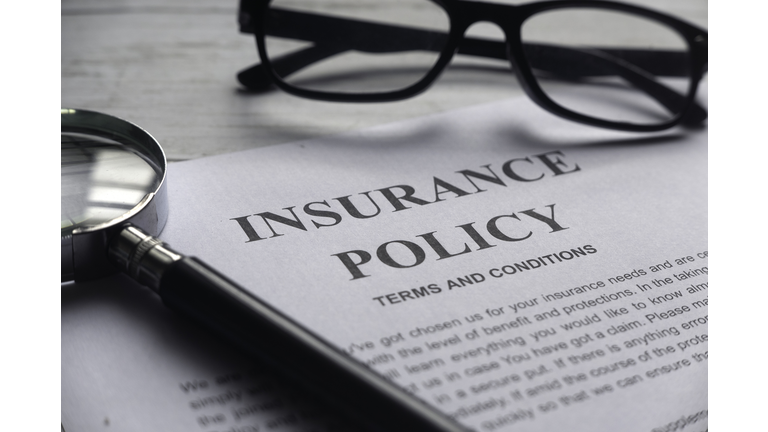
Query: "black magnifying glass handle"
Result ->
[[108, 225, 471, 432]]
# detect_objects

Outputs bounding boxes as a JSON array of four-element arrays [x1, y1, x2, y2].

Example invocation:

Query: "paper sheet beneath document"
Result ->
[[62, 94, 708, 432]]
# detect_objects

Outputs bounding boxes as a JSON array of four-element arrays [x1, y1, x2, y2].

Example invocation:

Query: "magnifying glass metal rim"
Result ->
[[61, 108, 169, 282]]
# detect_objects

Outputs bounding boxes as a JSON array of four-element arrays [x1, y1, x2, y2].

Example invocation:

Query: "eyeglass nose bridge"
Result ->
[[446, 0, 528, 58], [448, 0, 527, 29], [440, 1, 542, 107]]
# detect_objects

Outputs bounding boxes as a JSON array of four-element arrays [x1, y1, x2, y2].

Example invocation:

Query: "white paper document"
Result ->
[[62, 96, 707, 432]]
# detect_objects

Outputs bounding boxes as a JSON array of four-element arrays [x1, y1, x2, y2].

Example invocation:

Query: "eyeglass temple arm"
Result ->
[[523, 44, 708, 125], [239, 44, 349, 92], [238, 8, 706, 124]]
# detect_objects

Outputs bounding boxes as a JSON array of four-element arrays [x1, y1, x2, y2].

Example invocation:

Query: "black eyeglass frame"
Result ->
[[238, 0, 708, 132]]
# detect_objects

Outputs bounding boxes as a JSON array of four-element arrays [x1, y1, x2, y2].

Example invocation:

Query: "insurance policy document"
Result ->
[[62, 95, 707, 432]]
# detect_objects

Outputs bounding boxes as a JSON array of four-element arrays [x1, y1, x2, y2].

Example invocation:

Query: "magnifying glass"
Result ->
[[60, 108, 468, 432]]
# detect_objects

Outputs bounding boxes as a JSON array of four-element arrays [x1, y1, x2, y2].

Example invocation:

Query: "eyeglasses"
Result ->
[[237, 0, 708, 132]]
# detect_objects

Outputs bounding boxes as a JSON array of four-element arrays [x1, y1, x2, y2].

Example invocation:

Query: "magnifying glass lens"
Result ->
[[61, 132, 162, 237]]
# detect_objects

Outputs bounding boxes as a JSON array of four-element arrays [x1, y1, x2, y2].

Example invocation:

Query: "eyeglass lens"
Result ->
[[522, 8, 691, 125], [263, 0, 451, 93]]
